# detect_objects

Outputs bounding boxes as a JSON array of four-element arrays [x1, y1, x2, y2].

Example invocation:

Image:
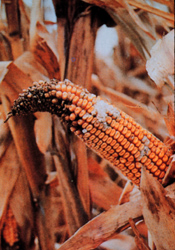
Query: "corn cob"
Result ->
[[2, 206, 19, 247], [5, 79, 172, 186]]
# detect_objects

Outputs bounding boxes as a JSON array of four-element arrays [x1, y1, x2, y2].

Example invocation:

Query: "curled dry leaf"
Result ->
[[140, 167, 175, 250], [146, 29, 174, 88], [129, 218, 150, 250], [100, 235, 137, 250]]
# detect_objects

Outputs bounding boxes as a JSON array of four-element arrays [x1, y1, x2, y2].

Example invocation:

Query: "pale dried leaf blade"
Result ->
[[107, 8, 148, 59], [123, 0, 155, 39], [140, 167, 175, 250], [58, 198, 142, 250], [146, 29, 174, 88]]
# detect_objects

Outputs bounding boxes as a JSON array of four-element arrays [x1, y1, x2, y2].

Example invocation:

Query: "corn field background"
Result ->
[[0, 0, 174, 250]]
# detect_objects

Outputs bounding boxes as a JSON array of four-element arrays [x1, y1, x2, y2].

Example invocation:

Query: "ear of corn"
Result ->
[[5, 79, 172, 186]]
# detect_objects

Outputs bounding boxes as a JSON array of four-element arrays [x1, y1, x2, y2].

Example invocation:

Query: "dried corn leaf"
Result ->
[[127, 0, 174, 25], [0, 141, 20, 227], [0, 62, 33, 104], [141, 167, 175, 250], [73, 138, 90, 217], [58, 197, 142, 250], [164, 101, 175, 136], [146, 29, 174, 89], [31, 22, 60, 79], [14, 51, 49, 81], [129, 218, 150, 250], [122, 0, 155, 39], [9, 167, 34, 247], [53, 117, 89, 236], [107, 8, 152, 59], [0, 114, 11, 159], [88, 157, 122, 210]]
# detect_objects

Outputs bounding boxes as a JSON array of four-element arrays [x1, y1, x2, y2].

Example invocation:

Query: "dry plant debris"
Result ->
[[0, 0, 174, 250]]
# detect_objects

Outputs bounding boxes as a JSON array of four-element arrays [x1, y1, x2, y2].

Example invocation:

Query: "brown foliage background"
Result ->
[[0, 0, 174, 250]]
